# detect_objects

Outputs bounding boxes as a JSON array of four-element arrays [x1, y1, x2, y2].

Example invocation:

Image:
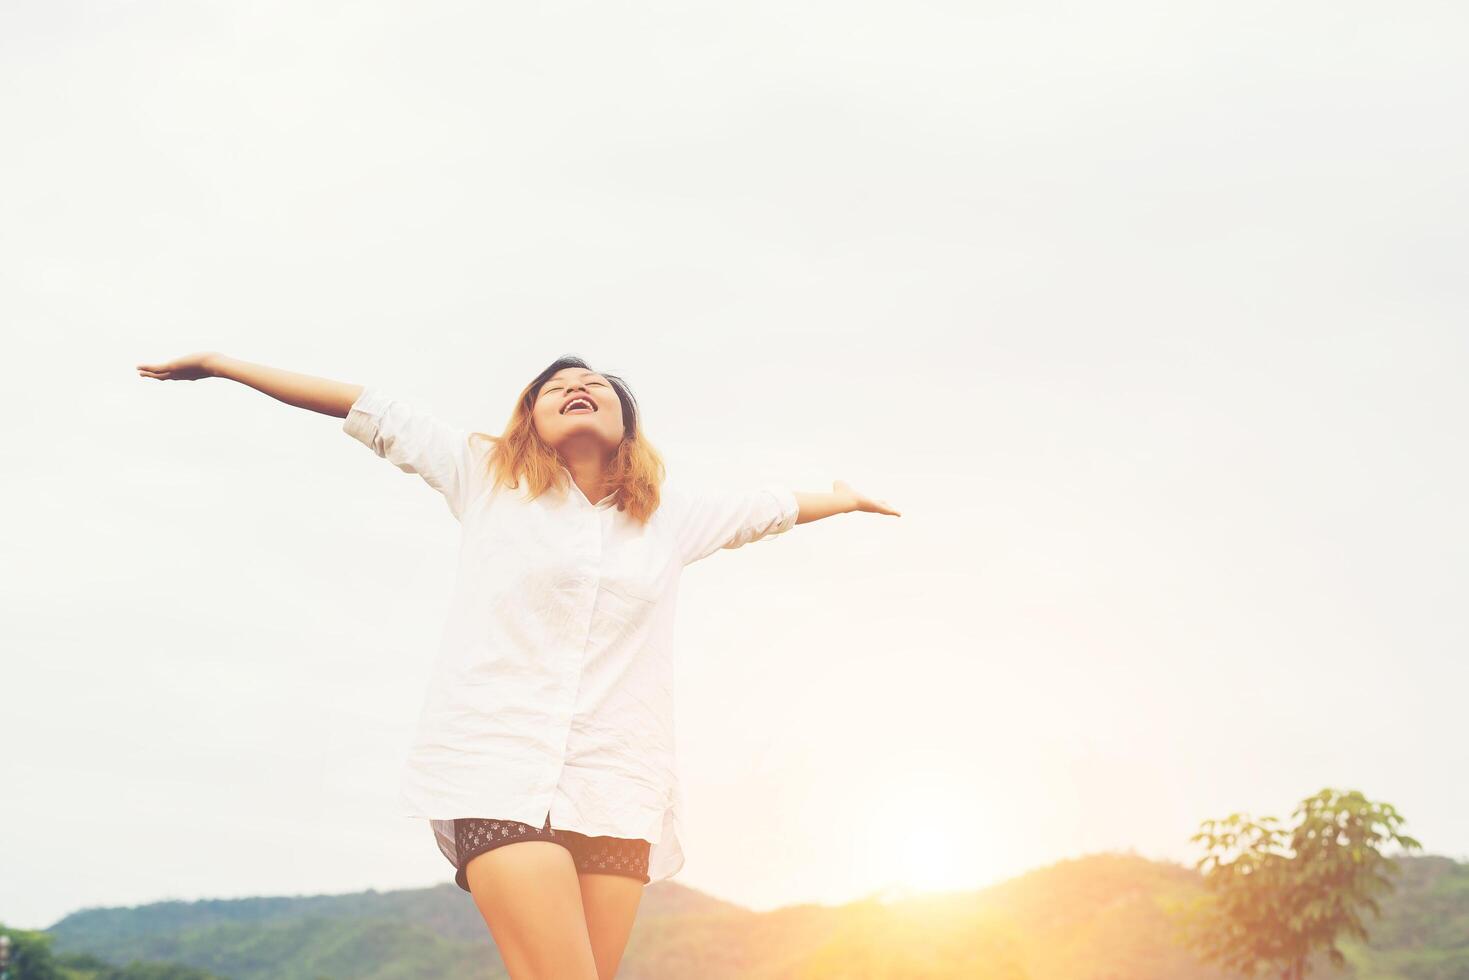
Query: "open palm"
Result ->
[[137, 351, 220, 381], [835, 479, 901, 517]]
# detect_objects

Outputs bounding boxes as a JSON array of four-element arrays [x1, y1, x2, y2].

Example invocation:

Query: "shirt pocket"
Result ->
[[590, 578, 659, 651], [599, 568, 662, 607], [594, 538, 667, 636], [601, 524, 672, 603]]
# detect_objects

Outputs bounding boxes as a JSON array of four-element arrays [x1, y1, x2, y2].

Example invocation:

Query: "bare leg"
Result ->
[[577, 872, 644, 980], [463, 840, 600, 980]]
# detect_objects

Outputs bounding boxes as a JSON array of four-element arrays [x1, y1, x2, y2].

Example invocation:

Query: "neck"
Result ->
[[559, 445, 610, 503]]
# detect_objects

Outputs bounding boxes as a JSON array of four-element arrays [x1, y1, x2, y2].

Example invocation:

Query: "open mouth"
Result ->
[[561, 397, 598, 415]]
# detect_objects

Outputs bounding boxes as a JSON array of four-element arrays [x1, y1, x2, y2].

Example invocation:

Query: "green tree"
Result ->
[[1177, 787, 1422, 980], [0, 925, 65, 980]]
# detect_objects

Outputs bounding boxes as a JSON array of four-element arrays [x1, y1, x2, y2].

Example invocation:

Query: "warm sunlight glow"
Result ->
[[859, 767, 992, 900]]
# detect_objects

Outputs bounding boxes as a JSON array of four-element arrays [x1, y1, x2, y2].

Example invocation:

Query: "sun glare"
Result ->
[[859, 768, 990, 900]]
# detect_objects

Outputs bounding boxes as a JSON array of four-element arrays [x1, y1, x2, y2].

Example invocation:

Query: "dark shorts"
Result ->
[[448, 812, 652, 892]]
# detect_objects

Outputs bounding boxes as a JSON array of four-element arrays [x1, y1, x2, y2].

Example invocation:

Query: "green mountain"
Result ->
[[20, 852, 1465, 979]]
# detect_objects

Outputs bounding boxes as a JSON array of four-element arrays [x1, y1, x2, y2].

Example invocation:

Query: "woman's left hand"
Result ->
[[834, 479, 901, 517]]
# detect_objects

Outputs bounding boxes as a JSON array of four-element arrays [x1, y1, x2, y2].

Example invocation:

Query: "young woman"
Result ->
[[136, 351, 900, 980]]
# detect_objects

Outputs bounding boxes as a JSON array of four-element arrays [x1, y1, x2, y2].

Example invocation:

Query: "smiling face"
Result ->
[[532, 367, 626, 457]]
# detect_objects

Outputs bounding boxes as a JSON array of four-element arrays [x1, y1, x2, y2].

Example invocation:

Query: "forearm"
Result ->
[[793, 490, 854, 526], [208, 355, 362, 418]]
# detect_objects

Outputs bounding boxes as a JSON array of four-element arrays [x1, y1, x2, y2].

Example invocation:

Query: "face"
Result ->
[[531, 368, 626, 458]]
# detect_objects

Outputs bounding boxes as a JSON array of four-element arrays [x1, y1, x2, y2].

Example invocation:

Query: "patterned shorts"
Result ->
[[448, 813, 652, 892]]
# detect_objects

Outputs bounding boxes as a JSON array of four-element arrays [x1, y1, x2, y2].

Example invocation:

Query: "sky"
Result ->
[[2, 0, 1466, 931]]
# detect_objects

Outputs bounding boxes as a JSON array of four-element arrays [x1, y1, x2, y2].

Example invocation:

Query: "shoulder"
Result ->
[[468, 430, 498, 463], [654, 480, 709, 521]]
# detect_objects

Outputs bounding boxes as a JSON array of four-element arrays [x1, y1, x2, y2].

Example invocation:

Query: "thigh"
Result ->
[[577, 870, 645, 980], [463, 839, 600, 980], [559, 832, 650, 979]]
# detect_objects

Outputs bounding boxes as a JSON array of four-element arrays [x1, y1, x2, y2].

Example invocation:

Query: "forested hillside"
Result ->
[[6, 852, 1460, 979]]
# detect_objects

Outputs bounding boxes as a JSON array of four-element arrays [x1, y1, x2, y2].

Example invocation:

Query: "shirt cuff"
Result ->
[[342, 385, 393, 447], [766, 484, 800, 536]]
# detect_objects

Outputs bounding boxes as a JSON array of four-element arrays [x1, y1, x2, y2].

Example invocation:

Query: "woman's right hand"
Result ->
[[137, 351, 225, 381]]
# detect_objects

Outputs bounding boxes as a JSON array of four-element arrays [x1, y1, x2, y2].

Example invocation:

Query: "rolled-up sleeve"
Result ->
[[670, 483, 800, 566], [343, 386, 481, 521]]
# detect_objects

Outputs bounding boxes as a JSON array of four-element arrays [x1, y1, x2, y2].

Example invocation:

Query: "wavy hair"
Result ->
[[468, 355, 667, 524]]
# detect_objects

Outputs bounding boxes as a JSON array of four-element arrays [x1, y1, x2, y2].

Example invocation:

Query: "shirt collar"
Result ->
[[560, 465, 618, 510]]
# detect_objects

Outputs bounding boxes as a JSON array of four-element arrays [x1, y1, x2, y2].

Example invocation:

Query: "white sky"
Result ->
[[2, 0, 1466, 930]]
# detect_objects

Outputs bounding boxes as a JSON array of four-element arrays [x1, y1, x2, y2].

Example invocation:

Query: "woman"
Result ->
[[136, 351, 900, 980]]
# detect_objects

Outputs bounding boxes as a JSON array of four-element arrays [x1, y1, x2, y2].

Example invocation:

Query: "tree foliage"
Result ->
[[1179, 787, 1422, 980]]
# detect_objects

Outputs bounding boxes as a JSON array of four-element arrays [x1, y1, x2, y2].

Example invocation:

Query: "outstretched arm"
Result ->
[[138, 351, 478, 520], [670, 479, 899, 566], [137, 351, 362, 418], [794, 480, 901, 525]]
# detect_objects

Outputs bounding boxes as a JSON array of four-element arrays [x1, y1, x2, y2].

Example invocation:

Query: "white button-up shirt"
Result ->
[[342, 386, 799, 883]]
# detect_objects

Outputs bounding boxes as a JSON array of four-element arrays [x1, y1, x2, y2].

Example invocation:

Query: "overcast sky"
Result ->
[[2, 0, 1466, 931]]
